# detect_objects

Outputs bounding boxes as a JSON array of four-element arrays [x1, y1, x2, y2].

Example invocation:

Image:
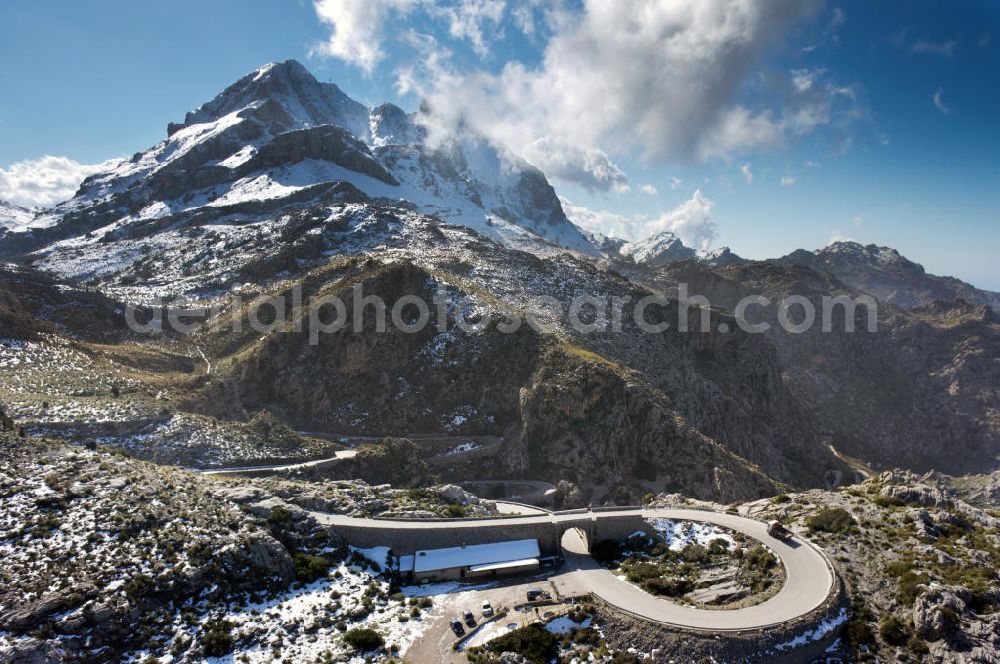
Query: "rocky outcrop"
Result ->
[[244, 124, 398, 185], [0, 584, 98, 633], [913, 586, 968, 643], [739, 473, 1000, 662], [778, 241, 1000, 309], [645, 259, 1000, 475]]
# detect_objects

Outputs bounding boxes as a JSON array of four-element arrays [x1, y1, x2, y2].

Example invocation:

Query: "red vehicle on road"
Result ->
[[768, 520, 793, 541]]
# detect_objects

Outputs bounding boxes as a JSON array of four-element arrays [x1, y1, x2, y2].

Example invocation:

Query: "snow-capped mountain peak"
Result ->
[[0, 200, 39, 233], [819, 241, 920, 272], [171, 59, 371, 141], [697, 246, 745, 267], [5, 59, 600, 279], [620, 231, 696, 266]]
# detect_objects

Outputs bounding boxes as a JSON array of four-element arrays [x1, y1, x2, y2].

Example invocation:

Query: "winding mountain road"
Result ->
[[196, 449, 358, 475], [312, 507, 836, 632]]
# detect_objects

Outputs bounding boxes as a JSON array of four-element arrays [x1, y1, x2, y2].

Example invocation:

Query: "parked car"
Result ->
[[526, 589, 551, 601], [463, 610, 476, 627], [450, 619, 465, 636], [482, 601, 494, 617]]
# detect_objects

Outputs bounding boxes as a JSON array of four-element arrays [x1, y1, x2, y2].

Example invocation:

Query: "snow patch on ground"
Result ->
[[647, 519, 738, 551], [773, 607, 848, 652]]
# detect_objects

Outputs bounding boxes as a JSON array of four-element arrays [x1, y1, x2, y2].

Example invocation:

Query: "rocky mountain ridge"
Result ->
[[778, 240, 1000, 309], [1, 59, 596, 267], [0, 200, 38, 235], [0, 59, 996, 500]]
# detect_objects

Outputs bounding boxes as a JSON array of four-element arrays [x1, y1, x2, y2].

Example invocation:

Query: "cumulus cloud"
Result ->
[[740, 162, 754, 184], [520, 138, 629, 192], [639, 184, 659, 196], [559, 197, 636, 240], [562, 189, 717, 250], [313, 0, 516, 72], [646, 189, 717, 249], [318, 0, 841, 167], [668, 176, 683, 190], [0, 156, 111, 208], [780, 175, 797, 186], [312, 0, 425, 74]]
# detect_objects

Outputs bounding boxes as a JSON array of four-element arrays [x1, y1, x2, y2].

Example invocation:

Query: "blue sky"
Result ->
[[1, 0, 997, 289]]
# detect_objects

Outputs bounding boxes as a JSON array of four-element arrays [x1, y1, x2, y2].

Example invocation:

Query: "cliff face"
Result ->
[[184, 258, 796, 502], [646, 260, 1000, 474]]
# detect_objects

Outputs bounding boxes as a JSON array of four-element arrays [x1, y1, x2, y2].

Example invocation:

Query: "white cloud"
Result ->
[[933, 87, 951, 115], [828, 7, 846, 31], [560, 197, 636, 239], [740, 162, 754, 184], [430, 0, 506, 58], [780, 175, 797, 186], [0, 155, 112, 208], [790, 67, 824, 93], [828, 233, 855, 244], [647, 189, 717, 249], [520, 137, 629, 192], [312, 0, 425, 74], [365, 0, 832, 165], [668, 176, 683, 190], [639, 183, 659, 196], [562, 189, 716, 250], [890, 29, 959, 57], [910, 39, 958, 57]]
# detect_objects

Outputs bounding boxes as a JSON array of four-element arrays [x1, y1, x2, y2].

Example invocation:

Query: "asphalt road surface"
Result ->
[[313, 507, 835, 632]]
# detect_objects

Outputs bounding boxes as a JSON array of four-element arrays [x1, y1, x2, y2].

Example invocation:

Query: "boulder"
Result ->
[[913, 587, 968, 641], [0, 583, 96, 633], [0, 638, 66, 663], [246, 497, 308, 521], [238, 532, 296, 587], [438, 484, 479, 505]]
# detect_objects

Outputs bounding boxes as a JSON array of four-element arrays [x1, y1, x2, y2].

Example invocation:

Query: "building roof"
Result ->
[[412, 539, 540, 573], [467, 557, 540, 573]]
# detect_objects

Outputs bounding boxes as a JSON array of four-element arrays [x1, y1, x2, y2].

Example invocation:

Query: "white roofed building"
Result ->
[[400, 539, 541, 584]]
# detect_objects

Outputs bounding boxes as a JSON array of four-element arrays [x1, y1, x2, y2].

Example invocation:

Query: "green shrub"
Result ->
[[343, 628, 384, 651], [293, 553, 330, 583], [200, 617, 235, 657], [879, 614, 909, 645], [680, 543, 708, 563], [643, 577, 693, 597], [897, 570, 930, 606], [624, 561, 660, 583], [707, 538, 730, 554], [743, 545, 776, 572], [873, 495, 905, 508], [442, 504, 467, 518], [806, 507, 856, 533], [844, 619, 875, 647], [470, 623, 557, 664]]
